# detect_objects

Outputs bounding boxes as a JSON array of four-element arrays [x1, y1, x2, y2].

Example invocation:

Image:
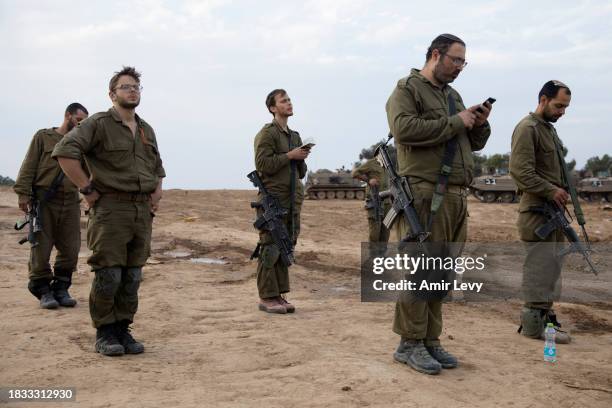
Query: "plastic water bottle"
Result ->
[[543, 323, 557, 363]]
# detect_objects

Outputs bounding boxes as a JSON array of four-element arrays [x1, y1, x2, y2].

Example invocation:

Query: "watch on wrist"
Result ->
[[79, 184, 95, 196]]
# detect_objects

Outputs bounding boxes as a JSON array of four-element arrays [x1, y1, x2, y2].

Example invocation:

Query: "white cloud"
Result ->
[[1, 0, 611, 187]]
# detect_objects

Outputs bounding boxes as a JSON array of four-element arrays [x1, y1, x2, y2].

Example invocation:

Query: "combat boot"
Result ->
[[28, 279, 57, 309], [519, 307, 571, 344], [393, 338, 442, 375], [258, 298, 287, 314], [51, 279, 77, 307], [39, 292, 59, 309], [95, 324, 125, 356], [277, 295, 295, 313], [542, 310, 571, 344], [426, 345, 458, 368], [116, 321, 144, 354]]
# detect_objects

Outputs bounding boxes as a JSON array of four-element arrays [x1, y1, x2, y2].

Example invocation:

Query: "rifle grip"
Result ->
[[534, 222, 555, 240]]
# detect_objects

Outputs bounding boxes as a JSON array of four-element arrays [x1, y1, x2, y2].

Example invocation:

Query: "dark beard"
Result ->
[[118, 99, 140, 109], [542, 111, 558, 123], [66, 121, 75, 132], [433, 61, 454, 85]]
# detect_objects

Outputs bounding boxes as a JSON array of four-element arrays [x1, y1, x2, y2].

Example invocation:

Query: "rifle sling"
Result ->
[[41, 170, 66, 202], [289, 133, 296, 242], [427, 91, 459, 231], [551, 130, 586, 227]]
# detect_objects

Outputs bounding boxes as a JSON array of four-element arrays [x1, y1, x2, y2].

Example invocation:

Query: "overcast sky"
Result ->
[[1, 0, 611, 189]]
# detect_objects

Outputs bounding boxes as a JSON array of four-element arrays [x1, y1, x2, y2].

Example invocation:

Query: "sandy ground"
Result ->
[[1, 186, 612, 408]]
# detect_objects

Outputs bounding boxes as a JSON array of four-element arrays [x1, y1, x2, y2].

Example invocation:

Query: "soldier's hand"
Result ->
[[458, 110, 476, 129], [287, 147, 310, 161], [151, 190, 162, 213], [368, 178, 379, 187], [84, 190, 100, 209], [18, 201, 29, 213], [471, 102, 492, 127], [552, 188, 569, 207]]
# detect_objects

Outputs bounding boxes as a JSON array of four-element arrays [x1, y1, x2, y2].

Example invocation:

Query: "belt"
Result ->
[[35, 189, 79, 199], [410, 179, 468, 196], [102, 192, 151, 202]]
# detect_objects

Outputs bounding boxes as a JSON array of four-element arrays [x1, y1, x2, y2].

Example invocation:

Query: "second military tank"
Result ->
[[470, 174, 518, 203]]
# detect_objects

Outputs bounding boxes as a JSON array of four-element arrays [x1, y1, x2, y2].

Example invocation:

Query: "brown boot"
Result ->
[[278, 296, 295, 313], [258, 297, 287, 314]]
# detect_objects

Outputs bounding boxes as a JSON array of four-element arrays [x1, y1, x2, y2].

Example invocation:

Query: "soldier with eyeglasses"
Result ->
[[385, 34, 493, 375], [52, 66, 165, 357]]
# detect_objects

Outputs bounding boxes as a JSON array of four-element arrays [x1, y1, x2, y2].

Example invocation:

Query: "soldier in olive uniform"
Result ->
[[509, 80, 573, 344], [351, 158, 391, 243], [14, 103, 88, 309], [254, 89, 310, 314], [386, 34, 492, 374], [53, 67, 165, 356]]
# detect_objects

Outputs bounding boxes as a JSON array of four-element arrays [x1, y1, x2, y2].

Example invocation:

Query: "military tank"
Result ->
[[305, 169, 366, 199], [470, 174, 518, 203], [577, 177, 612, 202]]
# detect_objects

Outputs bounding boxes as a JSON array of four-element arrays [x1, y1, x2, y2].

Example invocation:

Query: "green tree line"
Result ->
[[0, 175, 16, 186]]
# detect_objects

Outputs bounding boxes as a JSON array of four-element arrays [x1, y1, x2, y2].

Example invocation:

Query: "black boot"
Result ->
[[95, 324, 125, 356], [40, 291, 59, 309], [51, 278, 77, 307], [28, 279, 59, 309], [116, 320, 144, 354]]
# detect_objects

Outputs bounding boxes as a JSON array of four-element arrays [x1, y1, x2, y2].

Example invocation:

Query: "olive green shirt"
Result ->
[[14, 128, 78, 203], [351, 158, 389, 197], [386, 69, 491, 187], [52, 108, 165, 193], [254, 120, 307, 208], [509, 113, 565, 211]]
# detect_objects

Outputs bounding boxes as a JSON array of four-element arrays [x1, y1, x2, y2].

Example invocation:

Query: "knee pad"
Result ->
[[124, 267, 143, 295], [94, 267, 122, 298]]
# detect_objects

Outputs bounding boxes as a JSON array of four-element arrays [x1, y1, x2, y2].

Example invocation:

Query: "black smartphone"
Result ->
[[476, 97, 496, 113]]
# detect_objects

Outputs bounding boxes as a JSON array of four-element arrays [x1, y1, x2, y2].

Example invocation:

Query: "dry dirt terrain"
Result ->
[[1, 186, 611, 407]]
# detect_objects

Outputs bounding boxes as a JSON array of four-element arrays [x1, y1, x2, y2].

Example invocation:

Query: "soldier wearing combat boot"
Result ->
[[385, 34, 492, 374], [14, 103, 89, 309], [253, 89, 310, 314], [510, 80, 574, 344], [53, 67, 165, 356]]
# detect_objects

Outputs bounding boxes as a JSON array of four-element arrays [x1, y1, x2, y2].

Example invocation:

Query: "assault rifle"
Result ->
[[531, 201, 598, 275], [247, 170, 295, 267], [14, 190, 41, 247], [375, 134, 429, 243]]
